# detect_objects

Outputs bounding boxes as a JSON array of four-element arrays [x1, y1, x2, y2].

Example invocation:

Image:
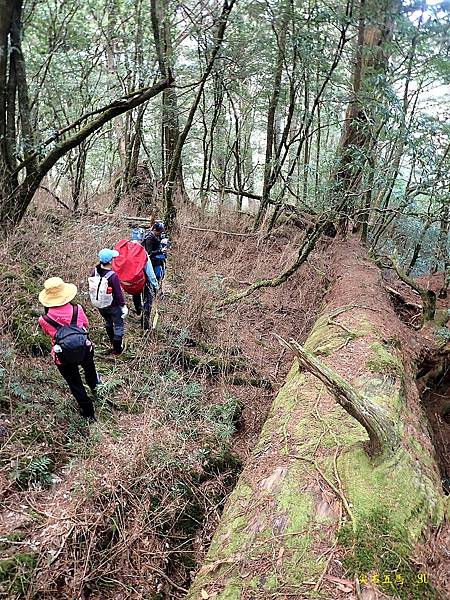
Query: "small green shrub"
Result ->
[[436, 326, 450, 342], [0, 552, 37, 595], [10, 455, 54, 489]]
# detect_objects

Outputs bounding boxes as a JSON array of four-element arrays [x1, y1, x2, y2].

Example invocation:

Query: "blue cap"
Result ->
[[98, 248, 119, 264], [131, 227, 145, 241]]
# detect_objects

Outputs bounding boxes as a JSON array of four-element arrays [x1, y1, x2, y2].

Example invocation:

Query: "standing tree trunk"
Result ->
[[0, 0, 170, 232], [254, 8, 289, 230], [432, 200, 449, 274], [332, 0, 396, 234], [106, 0, 128, 208], [162, 0, 236, 228], [150, 0, 185, 202], [71, 142, 88, 213]]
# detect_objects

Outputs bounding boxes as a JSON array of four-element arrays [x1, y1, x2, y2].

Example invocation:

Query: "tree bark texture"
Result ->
[[332, 0, 396, 234], [187, 238, 445, 599]]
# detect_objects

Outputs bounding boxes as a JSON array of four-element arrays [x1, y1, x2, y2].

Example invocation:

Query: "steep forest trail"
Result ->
[[0, 210, 331, 599], [188, 237, 450, 600]]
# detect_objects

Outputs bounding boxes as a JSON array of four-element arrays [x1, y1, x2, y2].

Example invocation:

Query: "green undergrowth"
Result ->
[[1, 320, 244, 597], [0, 263, 52, 356], [0, 342, 101, 493], [0, 552, 38, 598]]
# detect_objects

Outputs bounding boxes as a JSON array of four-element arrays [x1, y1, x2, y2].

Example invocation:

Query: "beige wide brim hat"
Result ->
[[38, 277, 78, 307]]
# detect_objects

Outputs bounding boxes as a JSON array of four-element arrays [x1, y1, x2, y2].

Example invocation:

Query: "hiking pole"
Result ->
[[151, 287, 159, 330]]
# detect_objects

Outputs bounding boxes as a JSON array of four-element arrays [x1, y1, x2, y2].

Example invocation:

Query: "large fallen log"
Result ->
[[187, 238, 446, 599]]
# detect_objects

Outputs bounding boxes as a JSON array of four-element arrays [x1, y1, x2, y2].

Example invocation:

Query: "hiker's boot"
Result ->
[[112, 338, 124, 355]]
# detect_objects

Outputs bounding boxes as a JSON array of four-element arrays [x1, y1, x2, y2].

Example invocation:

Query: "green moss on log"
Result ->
[[339, 446, 444, 540], [187, 266, 445, 599], [367, 341, 403, 376]]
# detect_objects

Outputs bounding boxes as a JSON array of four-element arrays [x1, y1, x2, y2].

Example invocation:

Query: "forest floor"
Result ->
[[0, 206, 332, 599], [0, 201, 448, 600]]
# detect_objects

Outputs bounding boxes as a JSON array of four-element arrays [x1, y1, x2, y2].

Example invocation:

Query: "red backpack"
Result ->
[[112, 240, 147, 295]]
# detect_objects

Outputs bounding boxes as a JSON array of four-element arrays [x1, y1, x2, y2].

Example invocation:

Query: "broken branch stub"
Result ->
[[277, 336, 401, 458]]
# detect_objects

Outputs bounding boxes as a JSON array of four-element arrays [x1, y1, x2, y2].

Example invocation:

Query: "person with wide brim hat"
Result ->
[[38, 277, 78, 307], [38, 277, 100, 420]]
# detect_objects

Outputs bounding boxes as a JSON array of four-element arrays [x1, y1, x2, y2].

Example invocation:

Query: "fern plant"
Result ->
[[11, 456, 54, 489]]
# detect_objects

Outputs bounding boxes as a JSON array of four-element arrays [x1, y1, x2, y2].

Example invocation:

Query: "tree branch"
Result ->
[[12, 78, 172, 178], [38, 186, 71, 211], [277, 337, 401, 458], [380, 256, 436, 323], [36, 78, 172, 178], [215, 219, 326, 309]]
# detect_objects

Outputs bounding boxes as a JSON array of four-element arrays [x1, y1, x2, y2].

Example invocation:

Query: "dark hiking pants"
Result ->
[[141, 284, 154, 330], [132, 294, 142, 315], [98, 305, 124, 343], [56, 350, 97, 418]]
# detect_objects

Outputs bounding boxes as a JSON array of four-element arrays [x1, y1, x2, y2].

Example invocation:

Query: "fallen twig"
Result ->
[[180, 224, 256, 237]]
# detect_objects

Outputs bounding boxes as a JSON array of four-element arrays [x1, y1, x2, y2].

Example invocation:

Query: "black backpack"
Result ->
[[43, 305, 89, 364]]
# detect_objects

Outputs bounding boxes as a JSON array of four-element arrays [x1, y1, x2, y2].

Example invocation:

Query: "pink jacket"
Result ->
[[39, 303, 89, 364]]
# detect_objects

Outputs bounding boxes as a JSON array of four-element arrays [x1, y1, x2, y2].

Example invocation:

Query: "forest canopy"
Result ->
[[0, 0, 449, 271]]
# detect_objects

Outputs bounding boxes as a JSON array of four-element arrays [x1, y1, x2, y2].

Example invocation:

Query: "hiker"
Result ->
[[91, 248, 128, 355], [38, 277, 99, 420], [142, 221, 166, 283], [129, 227, 159, 329]]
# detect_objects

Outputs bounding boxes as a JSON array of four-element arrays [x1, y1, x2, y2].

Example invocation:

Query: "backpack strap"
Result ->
[[96, 267, 114, 280], [71, 304, 79, 326], [42, 314, 62, 330]]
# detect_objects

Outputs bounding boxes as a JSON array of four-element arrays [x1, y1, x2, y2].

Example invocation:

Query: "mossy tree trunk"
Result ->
[[187, 239, 445, 599]]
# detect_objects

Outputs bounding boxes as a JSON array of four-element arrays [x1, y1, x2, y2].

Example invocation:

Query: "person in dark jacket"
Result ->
[[142, 221, 166, 283], [92, 248, 128, 355], [38, 277, 99, 420]]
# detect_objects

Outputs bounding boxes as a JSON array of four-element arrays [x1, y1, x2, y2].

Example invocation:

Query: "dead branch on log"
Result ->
[[215, 220, 327, 309], [384, 285, 422, 311], [180, 224, 256, 237], [95, 213, 256, 237], [380, 256, 436, 322], [95, 212, 153, 222], [276, 336, 401, 458]]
